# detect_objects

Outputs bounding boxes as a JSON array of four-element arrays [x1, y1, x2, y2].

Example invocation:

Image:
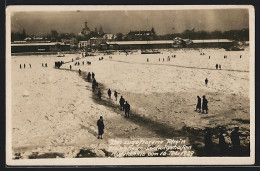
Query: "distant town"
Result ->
[[11, 21, 249, 54]]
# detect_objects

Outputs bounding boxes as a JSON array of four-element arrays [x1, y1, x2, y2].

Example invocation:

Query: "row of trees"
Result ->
[[115, 29, 249, 41]]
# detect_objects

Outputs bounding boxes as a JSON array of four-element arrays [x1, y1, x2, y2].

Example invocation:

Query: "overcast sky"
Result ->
[[11, 9, 249, 35]]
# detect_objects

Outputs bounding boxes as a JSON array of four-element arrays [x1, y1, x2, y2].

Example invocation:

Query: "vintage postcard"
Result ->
[[6, 5, 255, 165]]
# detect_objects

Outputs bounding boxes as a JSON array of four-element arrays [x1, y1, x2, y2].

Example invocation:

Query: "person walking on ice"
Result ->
[[195, 96, 201, 113], [97, 89, 102, 100], [78, 69, 81, 75], [70, 65, 72, 70], [107, 89, 111, 99], [119, 96, 125, 111], [97, 116, 104, 139], [114, 90, 118, 101], [202, 95, 208, 114], [20, 64, 22, 69], [124, 101, 131, 118], [205, 78, 208, 86]]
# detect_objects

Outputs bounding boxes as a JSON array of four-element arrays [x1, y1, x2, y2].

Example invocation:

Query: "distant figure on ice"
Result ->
[[174, 55, 176, 58], [204, 129, 213, 156], [72, 58, 74, 62], [124, 101, 131, 118], [205, 78, 208, 86], [163, 58, 164, 61], [24, 64, 26, 68], [45, 63, 47, 67], [240, 55, 242, 58], [42, 63, 44, 67], [147, 58, 149, 62], [202, 95, 208, 114], [231, 127, 240, 153], [20, 64, 22, 69], [92, 83, 96, 92], [78, 69, 81, 75], [87, 72, 91, 82], [107, 89, 111, 99], [114, 90, 118, 101], [93, 78, 97, 86], [215, 64, 218, 70], [195, 96, 201, 113], [119, 96, 125, 111], [209, 56, 210, 59], [159, 58, 160, 61], [70, 65, 72, 70], [219, 65, 221, 70], [92, 72, 95, 79], [97, 89, 102, 100], [29, 64, 31, 68], [97, 116, 104, 139], [82, 61, 84, 65], [219, 129, 227, 155]]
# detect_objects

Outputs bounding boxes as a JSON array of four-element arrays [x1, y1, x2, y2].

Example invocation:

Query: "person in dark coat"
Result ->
[[196, 96, 201, 113], [29, 64, 31, 68], [114, 90, 118, 101], [87, 72, 91, 82], [202, 95, 208, 114], [205, 78, 208, 86], [78, 69, 81, 75], [204, 129, 213, 156], [219, 129, 228, 155], [119, 96, 125, 111], [124, 101, 130, 118], [107, 89, 111, 99], [92, 72, 95, 79], [97, 89, 102, 100], [42, 63, 44, 67], [24, 64, 26, 68], [97, 116, 104, 139], [231, 127, 240, 154], [70, 65, 72, 70], [45, 63, 47, 67], [92, 83, 96, 92], [216, 64, 218, 69], [219, 65, 221, 70], [20, 64, 22, 69]]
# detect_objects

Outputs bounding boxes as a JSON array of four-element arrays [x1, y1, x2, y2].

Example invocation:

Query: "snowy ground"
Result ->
[[11, 48, 251, 159]]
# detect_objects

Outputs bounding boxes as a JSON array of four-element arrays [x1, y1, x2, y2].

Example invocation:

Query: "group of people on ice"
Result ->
[[20, 63, 32, 69], [195, 95, 208, 114], [204, 126, 244, 156], [107, 89, 131, 118]]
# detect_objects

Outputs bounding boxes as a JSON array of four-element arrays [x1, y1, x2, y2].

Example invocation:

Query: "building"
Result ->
[[103, 34, 116, 40], [89, 37, 106, 49], [187, 39, 234, 48], [128, 28, 155, 36], [105, 40, 174, 50], [78, 41, 90, 48], [103, 39, 234, 50], [11, 42, 70, 53], [80, 22, 91, 35]]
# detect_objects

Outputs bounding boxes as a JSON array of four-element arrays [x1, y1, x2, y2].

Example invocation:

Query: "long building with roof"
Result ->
[[102, 39, 234, 50]]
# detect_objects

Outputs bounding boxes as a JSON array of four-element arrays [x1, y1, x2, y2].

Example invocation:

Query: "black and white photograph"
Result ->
[[6, 5, 255, 165]]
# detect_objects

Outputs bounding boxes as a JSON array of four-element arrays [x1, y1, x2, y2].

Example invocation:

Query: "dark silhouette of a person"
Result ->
[[107, 89, 111, 99], [97, 116, 104, 139], [124, 101, 130, 118], [202, 95, 208, 114]]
